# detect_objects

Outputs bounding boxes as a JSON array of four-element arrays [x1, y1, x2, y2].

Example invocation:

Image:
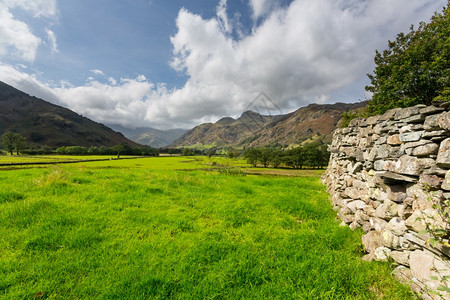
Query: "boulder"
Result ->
[[387, 134, 402, 145], [381, 108, 402, 121], [355, 209, 370, 224], [347, 200, 367, 212], [344, 187, 360, 200], [399, 131, 424, 142], [424, 112, 445, 131], [369, 217, 388, 232], [381, 229, 402, 249], [366, 115, 380, 125], [422, 130, 448, 140], [419, 106, 445, 115], [375, 199, 398, 220], [436, 138, 450, 168], [405, 211, 427, 232], [438, 111, 450, 130], [379, 171, 417, 183], [374, 246, 391, 261], [395, 155, 435, 176], [386, 217, 407, 236], [403, 114, 425, 123], [409, 250, 434, 283], [412, 143, 439, 157], [442, 170, 450, 191], [390, 251, 411, 266], [394, 106, 420, 120], [362, 230, 382, 253]]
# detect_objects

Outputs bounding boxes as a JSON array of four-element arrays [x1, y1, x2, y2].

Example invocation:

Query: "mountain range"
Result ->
[[106, 124, 186, 148], [0, 80, 366, 149], [172, 102, 367, 148]]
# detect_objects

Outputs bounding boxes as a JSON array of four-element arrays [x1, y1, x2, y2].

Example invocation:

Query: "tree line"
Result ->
[[244, 142, 329, 169]]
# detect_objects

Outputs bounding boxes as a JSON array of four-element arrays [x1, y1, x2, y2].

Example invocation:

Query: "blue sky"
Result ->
[[0, 0, 446, 129]]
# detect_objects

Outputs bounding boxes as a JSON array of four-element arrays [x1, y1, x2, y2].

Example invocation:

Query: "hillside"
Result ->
[[171, 110, 287, 147], [172, 102, 367, 148], [0, 81, 138, 147], [107, 124, 186, 148]]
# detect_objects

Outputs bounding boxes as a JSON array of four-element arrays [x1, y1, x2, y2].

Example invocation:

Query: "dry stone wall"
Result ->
[[323, 103, 450, 299]]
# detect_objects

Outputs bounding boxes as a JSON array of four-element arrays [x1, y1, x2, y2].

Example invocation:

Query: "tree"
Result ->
[[245, 149, 261, 167], [1, 132, 16, 155], [14, 135, 26, 155], [1, 132, 26, 155], [112, 144, 125, 158], [366, 2, 449, 115], [88, 146, 99, 155], [258, 148, 272, 168]]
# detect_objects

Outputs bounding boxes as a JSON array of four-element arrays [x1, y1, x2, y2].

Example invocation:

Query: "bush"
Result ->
[[366, 2, 450, 115]]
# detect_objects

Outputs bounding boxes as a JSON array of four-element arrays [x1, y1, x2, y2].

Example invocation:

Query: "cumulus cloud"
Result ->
[[0, 5, 41, 61], [249, 0, 273, 21], [0, 0, 57, 62], [0, 0, 446, 129]]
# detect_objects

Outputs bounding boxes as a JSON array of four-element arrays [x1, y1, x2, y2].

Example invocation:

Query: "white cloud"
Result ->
[[0, 0, 446, 130], [46, 28, 58, 53], [249, 0, 272, 21], [90, 69, 105, 76], [216, 0, 231, 33], [0, 0, 57, 62], [3, 0, 57, 18], [0, 4, 41, 61]]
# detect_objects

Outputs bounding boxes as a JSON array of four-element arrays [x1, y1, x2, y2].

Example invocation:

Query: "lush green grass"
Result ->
[[0, 157, 414, 299]]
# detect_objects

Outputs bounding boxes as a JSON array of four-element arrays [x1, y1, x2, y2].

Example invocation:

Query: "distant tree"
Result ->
[[258, 148, 272, 168], [65, 146, 88, 155], [112, 144, 125, 158], [245, 149, 261, 167], [206, 148, 216, 158], [14, 135, 26, 155], [366, 2, 450, 114], [1, 132, 25, 155], [227, 148, 239, 159], [269, 150, 283, 168], [88, 146, 99, 155], [287, 147, 305, 169], [55, 146, 67, 154]]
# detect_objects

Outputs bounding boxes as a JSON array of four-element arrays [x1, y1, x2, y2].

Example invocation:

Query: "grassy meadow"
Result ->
[[0, 156, 414, 299]]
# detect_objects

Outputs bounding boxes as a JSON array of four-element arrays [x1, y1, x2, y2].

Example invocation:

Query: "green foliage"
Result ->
[[0, 158, 413, 298], [245, 142, 330, 169], [366, 2, 450, 115], [217, 166, 246, 176], [340, 109, 369, 128], [0, 132, 27, 155]]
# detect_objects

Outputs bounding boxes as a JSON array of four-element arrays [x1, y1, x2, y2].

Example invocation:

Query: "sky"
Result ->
[[0, 0, 447, 129]]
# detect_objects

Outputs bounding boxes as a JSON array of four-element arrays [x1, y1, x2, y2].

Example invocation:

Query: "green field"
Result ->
[[0, 156, 414, 299]]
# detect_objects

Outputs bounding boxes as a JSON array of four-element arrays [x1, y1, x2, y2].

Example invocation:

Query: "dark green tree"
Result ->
[[1, 132, 25, 155], [366, 2, 450, 115], [14, 135, 26, 155], [245, 149, 261, 167], [112, 144, 125, 158]]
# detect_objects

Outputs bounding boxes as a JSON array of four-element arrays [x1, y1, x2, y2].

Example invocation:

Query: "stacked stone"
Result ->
[[323, 103, 450, 299]]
